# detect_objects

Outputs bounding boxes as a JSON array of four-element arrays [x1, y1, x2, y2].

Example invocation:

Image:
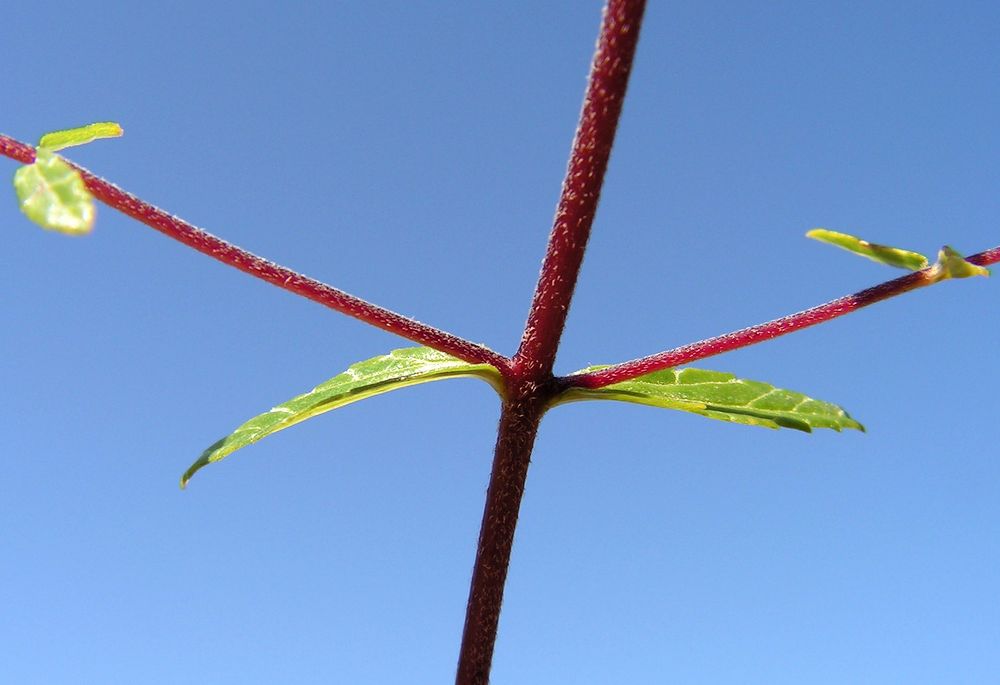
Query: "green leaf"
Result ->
[[13, 150, 94, 235], [557, 367, 864, 433], [928, 245, 990, 281], [807, 228, 929, 271], [38, 121, 123, 152], [182, 347, 503, 487]]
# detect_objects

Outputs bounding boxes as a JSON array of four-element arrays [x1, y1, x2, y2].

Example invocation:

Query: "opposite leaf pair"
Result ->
[[185, 228, 990, 487], [181, 346, 864, 488], [14, 123, 987, 490]]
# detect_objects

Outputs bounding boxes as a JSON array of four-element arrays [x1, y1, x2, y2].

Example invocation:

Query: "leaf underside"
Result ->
[[807, 228, 929, 271], [181, 347, 503, 487], [13, 150, 94, 234], [559, 366, 864, 433]]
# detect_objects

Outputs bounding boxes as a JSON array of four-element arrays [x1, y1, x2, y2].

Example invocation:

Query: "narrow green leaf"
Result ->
[[38, 121, 123, 152], [557, 366, 864, 433], [928, 245, 990, 282], [13, 150, 94, 235], [181, 347, 504, 487], [807, 228, 929, 271]]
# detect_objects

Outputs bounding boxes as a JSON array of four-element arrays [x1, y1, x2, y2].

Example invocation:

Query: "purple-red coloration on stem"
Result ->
[[0, 134, 35, 164], [2, 3, 996, 677], [454, 386, 547, 685], [0, 133, 504, 369], [456, 1, 647, 683], [514, 0, 647, 379], [970, 246, 1000, 267], [565, 247, 1000, 390]]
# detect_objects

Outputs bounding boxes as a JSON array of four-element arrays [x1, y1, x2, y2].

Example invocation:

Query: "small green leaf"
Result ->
[[807, 228, 929, 271], [928, 245, 990, 282], [557, 366, 864, 433], [13, 150, 95, 234], [182, 347, 503, 487], [38, 121, 123, 152]]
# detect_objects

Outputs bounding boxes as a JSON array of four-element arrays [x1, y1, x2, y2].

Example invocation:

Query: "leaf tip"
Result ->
[[181, 443, 222, 488], [180, 461, 204, 489], [840, 416, 865, 433]]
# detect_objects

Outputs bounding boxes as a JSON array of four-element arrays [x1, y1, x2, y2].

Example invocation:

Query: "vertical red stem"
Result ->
[[455, 387, 546, 685], [2, 3, 996, 680], [514, 0, 647, 377], [457, 2, 647, 682]]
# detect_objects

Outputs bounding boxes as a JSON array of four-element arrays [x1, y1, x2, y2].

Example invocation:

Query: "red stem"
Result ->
[[456, 2, 647, 683], [0, 133, 506, 369], [564, 246, 1000, 390], [6, 3, 993, 678], [513, 0, 646, 378], [454, 388, 547, 685], [0, 134, 35, 164]]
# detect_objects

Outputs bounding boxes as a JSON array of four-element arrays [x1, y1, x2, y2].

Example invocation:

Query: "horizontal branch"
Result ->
[[564, 246, 999, 390], [1, 133, 507, 369]]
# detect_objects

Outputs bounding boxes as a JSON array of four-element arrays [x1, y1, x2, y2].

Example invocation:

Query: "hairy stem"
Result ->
[[514, 0, 647, 377], [564, 247, 1000, 389], [0, 133, 505, 369], [455, 388, 546, 685], [0, 134, 34, 164], [457, 1, 647, 682]]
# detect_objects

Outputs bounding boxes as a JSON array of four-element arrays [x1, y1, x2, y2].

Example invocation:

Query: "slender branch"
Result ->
[[0, 134, 34, 164], [564, 246, 1000, 390], [969, 246, 1000, 267], [514, 0, 646, 377], [0, 133, 506, 369]]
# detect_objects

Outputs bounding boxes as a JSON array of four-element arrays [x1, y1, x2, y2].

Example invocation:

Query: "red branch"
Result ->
[[0, 135, 34, 164], [0, 133, 506, 369], [565, 246, 1000, 390], [514, 0, 646, 378], [5, 2, 993, 678]]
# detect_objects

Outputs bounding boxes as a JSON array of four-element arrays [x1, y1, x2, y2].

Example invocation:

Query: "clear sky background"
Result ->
[[3, 2, 999, 683]]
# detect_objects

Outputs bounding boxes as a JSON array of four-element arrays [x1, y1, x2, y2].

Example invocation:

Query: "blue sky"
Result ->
[[3, 2, 999, 683]]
